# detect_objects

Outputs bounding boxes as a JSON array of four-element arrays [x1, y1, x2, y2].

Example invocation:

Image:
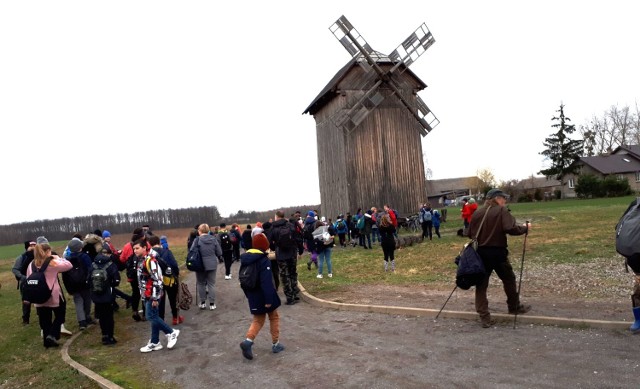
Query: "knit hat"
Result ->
[[36, 236, 48, 244], [68, 239, 84, 253], [251, 227, 264, 238], [102, 230, 111, 238], [252, 233, 270, 252], [308, 211, 315, 217]]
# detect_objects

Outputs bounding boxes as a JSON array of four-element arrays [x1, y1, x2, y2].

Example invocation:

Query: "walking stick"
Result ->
[[513, 221, 530, 329], [435, 285, 458, 321]]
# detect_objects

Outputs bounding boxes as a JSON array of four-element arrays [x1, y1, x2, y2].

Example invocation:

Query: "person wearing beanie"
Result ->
[[36, 236, 49, 245], [238, 233, 284, 360], [102, 230, 111, 239], [251, 223, 264, 238], [64, 238, 95, 330]]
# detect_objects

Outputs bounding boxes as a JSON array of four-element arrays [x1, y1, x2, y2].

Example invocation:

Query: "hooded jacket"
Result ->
[[194, 234, 222, 271], [239, 249, 281, 314], [268, 218, 298, 260]]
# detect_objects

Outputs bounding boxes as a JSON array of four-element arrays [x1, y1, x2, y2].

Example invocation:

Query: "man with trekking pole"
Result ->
[[467, 189, 531, 328]]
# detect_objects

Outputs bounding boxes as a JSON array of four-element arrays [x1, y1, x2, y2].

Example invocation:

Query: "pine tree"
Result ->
[[539, 104, 584, 188]]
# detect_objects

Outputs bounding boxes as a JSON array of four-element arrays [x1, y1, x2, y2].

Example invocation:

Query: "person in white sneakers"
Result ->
[[133, 239, 180, 352]]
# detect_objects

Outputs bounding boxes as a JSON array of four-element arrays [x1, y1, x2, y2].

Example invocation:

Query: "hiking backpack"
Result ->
[[229, 231, 239, 245], [219, 232, 232, 251], [276, 223, 297, 249], [422, 209, 432, 223], [23, 259, 53, 304], [238, 260, 259, 291], [90, 261, 111, 294], [616, 197, 640, 257], [62, 255, 88, 294], [356, 216, 365, 230]]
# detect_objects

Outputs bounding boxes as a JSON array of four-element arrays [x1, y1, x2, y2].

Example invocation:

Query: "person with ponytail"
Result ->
[[26, 242, 72, 348]]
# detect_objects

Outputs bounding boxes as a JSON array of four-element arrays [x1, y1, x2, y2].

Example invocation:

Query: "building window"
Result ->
[[636, 172, 640, 182], [568, 178, 575, 189], [618, 174, 625, 181]]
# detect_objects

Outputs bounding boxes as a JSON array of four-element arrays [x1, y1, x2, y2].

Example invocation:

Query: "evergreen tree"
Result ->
[[539, 104, 584, 190]]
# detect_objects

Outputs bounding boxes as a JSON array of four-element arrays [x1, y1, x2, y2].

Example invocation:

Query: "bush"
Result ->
[[518, 193, 534, 202], [575, 174, 631, 198], [602, 176, 632, 197]]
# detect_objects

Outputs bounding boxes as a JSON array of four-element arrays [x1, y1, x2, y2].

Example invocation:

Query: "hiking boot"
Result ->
[[132, 313, 143, 322], [272, 342, 285, 353], [285, 299, 297, 305], [481, 316, 496, 328], [103, 337, 117, 345], [78, 320, 87, 330], [508, 304, 532, 315], [240, 340, 254, 360], [167, 329, 180, 349]]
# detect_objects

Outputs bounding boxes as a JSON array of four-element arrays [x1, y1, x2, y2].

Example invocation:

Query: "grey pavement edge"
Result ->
[[61, 280, 629, 388]]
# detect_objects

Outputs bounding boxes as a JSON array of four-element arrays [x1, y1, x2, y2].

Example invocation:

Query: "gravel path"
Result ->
[[133, 261, 638, 389]]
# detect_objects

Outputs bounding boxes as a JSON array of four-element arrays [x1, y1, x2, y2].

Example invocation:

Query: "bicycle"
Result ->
[[406, 215, 420, 233]]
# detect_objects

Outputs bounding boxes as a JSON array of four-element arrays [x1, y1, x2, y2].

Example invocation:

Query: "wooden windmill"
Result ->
[[303, 15, 439, 220]]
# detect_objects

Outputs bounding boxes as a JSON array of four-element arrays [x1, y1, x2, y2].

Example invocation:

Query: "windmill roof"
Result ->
[[302, 53, 428, 116]]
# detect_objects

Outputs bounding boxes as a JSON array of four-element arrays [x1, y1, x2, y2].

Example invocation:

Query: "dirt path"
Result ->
[[130, 262, 638, 388]]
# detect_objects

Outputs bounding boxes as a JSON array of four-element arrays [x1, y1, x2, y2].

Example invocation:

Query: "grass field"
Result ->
[[0, 196, 634, 388]]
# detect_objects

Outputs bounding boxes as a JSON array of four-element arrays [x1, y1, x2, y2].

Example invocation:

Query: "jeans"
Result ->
[[145, 299, 173, 344], [359, 232, 371, 248], [73, 289, 92, 322], [318, 247, 333, 275], [371, 228, 380, 243]]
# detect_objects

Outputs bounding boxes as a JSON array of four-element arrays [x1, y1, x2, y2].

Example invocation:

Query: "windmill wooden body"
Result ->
[[303, 16, 439, 220]]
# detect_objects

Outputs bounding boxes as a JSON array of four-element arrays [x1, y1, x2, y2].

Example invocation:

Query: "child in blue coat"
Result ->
[[238, 233, 284, 360]]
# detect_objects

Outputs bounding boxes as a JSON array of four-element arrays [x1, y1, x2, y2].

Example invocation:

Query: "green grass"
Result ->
[[298, 196, 633, 295], [0, 197, 634, 387]]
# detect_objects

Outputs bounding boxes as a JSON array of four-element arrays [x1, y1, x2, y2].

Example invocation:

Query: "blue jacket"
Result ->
[[239, 250, 281, 315], [153, 246, 180, 277]]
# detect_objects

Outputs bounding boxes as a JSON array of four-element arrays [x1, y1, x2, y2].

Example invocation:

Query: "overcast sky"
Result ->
[[1, 1, 639, 225]]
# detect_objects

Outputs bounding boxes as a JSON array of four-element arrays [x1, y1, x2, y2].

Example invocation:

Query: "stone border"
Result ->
[[61, 282, 630, 388], [60, 331, 124, 389]]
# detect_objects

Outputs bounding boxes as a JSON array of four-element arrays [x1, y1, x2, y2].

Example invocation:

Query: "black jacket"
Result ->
[[268, 218, 298, 260], [89, 253, 121, 304]]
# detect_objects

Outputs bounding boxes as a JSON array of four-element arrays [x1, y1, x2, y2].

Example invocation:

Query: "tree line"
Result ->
[[0, 203, 322, 246]]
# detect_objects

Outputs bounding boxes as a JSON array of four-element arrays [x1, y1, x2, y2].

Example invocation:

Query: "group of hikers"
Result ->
[[12, 226, 182, 351], [11, 189, 640, 361]]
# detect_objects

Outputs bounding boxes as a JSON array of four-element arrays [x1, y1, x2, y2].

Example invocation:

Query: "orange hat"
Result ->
[[252, 233, 270, 252]]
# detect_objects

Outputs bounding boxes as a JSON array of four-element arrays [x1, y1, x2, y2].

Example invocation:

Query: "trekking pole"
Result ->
[[435, 285, 458, 321], [513, 220, 530, 329]]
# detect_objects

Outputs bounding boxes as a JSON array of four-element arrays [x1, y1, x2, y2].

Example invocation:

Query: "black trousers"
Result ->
[[223, 250, 233, 276], [94, 302, 114, 338], [159, 281, 179, 320], [129, 279, 141, 312], [37, 295, 66, 343]]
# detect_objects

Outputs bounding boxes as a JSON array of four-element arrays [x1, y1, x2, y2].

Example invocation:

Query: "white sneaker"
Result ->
[[199, 302, 206, 309], [60, 324, 73, 336], [328, 273, 333, 278], [140, 342, 163, 353], [316, 274, 323, 279], [167, 329, 180, 349], [224, 275, 231, 280], [209, 304, 217, 311]]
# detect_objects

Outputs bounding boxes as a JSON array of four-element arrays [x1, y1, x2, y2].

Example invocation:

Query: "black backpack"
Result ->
[[219, 232, 232, 251], [126, 253, 140, 280], [238, 260, 259, 291], [616, 197, 640, 257], [275, 223, 297, 249], [90, 261, 111, 294], [23, 259, 53, 304], [62, 255, 88, 294]]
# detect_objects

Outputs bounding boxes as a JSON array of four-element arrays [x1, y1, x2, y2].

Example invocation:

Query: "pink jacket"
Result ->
[[26, 256, 72, 308]]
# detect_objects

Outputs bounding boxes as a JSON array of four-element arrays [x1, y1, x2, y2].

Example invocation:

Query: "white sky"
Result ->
[[2, 1, 639, 225]]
